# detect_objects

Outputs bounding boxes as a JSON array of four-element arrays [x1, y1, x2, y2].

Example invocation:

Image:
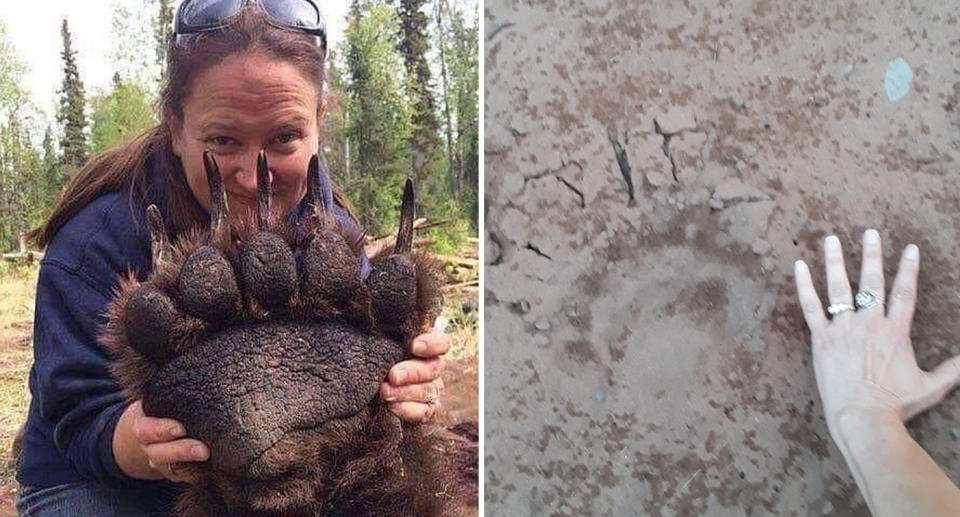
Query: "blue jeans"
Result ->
[[15, 482, 181, 516]]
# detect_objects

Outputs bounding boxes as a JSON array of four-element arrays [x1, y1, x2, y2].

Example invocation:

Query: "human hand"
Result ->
[[794, 229, 960, 435], [380, 331, 450, 423], [115, 400, 209, 483]]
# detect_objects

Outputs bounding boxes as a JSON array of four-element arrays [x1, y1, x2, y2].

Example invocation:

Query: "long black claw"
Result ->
[[306, 154, 334, 228], [203, 150, 229, 241], [146, 204, 170, 268], [257, 150, 271, 230], [394, 178, 415, 254]]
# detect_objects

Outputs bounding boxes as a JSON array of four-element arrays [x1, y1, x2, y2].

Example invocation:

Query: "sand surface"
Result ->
[[483, 1, 960, 515]]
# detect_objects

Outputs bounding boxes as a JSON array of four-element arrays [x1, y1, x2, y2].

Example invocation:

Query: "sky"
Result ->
[[0, 1, 349, 120]]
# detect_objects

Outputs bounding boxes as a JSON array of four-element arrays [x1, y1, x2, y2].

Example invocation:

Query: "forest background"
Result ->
[[0, 0, 479, 251]]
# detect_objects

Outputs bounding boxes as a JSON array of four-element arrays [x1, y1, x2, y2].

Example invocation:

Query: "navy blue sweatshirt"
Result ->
[[17, 166, 364, 489]]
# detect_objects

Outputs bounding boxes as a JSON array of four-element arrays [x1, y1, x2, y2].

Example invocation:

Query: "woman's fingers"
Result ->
[[824, 235, 854, 310], [133, 414, 187, 445], [887, 245, 920, 327], [144, 438, 209, 467], [388, 400, 439, 423], [380, 378, 443, 403], [927, 355, 960, 402], [411, 331, 451, 358], [858, 229, 885, 315], [795, 260, 826, 334], [387, 357, 446, 386]]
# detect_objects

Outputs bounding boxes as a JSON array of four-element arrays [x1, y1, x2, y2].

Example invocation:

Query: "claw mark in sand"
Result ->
[[606, 128, 636, 206], [522, 159, 584, 204], [557, 176, 585, 208], [486, 22, 515, 42], [653, 118, 679, 182], [525, 242, 552, 260]]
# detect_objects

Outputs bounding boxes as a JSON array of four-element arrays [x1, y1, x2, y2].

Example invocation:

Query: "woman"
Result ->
[[796, 229, 960, 515], [15, 1, 449, 514]]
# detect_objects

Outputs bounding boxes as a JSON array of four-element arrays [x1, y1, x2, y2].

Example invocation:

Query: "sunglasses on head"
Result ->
[[174, 0, 326, 47]]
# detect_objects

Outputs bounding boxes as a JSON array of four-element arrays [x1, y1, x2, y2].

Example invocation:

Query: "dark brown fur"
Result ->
[[99, 175, 467, 516]]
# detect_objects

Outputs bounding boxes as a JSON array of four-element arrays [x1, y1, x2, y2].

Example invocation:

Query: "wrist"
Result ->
[[829, 405, 905, 455]]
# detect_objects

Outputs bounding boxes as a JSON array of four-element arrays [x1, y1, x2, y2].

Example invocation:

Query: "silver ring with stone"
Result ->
[[826, 303, 856, 315], [855, 290, 884, 309]]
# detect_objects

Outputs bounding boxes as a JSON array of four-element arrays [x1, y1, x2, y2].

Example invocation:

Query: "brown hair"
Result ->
[[28, 6, 354, 248]]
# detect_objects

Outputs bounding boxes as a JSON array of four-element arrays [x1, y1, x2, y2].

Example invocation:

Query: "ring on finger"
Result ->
[[826, 303, 855, 315], [855, 290, 884, 309]]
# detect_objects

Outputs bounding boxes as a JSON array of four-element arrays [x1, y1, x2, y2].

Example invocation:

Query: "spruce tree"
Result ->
[[396, 0, 444, 206], [57, 19, 88, 175], [41, 125, 58, 200], [155, 0, 173, 82]]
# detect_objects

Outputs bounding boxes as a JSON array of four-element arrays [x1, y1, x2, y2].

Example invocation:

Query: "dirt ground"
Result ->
[[484, 1, 960, 515]]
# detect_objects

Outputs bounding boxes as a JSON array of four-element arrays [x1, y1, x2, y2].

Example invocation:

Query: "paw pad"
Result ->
[[101, 151, 444, 514]]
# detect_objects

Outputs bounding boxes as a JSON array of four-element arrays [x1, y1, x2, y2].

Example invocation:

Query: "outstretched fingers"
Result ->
[[824, 235, 854, 313], [926, 355, 960, 407], [795, 260, 826, 335], [887, 244, 920, 328], [857, 229, 885, 317]]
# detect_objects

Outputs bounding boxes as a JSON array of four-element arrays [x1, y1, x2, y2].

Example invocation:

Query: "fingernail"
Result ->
[[794, 260, 806, 273], [168, 424, 185, 438], [412, 339, 427, 355], [905, 244, 918, 259], [864, 229, 879, 243], [825, 235, 840, 249], [395, 369, 408, 384], [192, 445, 208, 460], [382, 387, 396, 401]]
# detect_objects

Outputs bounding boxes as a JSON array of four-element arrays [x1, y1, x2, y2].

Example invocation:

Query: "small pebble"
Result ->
[[951, 428, 959, 440], [731, 93, 747, 109], [535, 320, 551, 331]]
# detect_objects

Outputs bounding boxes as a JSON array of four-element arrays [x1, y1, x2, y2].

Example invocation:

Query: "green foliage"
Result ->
[[425, 216, 469, 255], [335, 0, 478, 242], [110, 0, 162, 95], [90, 77, 157, 154], [57, 19, 88, 175], [154, 0, 174, 82], [396, 0, 446, 228], [0, 24, 25, 111], [0, 22, 51, 250], [338, 1, 414, 237], [436, 1, 478, 230]]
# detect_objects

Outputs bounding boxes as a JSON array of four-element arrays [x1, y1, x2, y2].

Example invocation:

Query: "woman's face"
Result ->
[[171, 51, 320, 223]]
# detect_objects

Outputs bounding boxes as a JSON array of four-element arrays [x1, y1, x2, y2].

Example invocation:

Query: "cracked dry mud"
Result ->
[[484, 2, 960, 516]]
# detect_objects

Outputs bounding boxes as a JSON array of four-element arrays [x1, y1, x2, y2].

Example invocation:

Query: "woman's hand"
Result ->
[[794, 229, 960, 433], [113, 400, 209, 483], [380, 331, 450, 423]]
